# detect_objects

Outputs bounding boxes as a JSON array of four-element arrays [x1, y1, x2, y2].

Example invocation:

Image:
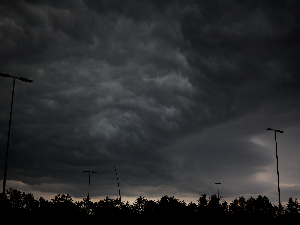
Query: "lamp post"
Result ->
[[83, 171, 97, 200], [1, 73, 32, 207], [266, 128, 284, 213], [114, 166, 121, 202], [215, 183, 221, 200]]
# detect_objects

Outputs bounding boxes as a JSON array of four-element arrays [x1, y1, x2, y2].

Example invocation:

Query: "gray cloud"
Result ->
[[0, 0, 299, 205]]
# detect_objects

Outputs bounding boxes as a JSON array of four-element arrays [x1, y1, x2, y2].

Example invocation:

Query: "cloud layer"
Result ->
[[0, 0, 299, 205]]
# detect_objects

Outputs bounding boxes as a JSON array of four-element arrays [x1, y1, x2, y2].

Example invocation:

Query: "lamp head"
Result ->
[[0, 73, 10, 77], [18, 77, 33, 83], [274, 129, 284, 133]]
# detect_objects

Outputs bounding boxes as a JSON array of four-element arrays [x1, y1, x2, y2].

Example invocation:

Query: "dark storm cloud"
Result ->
[[180, 0, 300, 115], [0, 0, 299, 203]]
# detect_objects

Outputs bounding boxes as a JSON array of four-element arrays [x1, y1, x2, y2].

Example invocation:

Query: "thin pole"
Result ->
[[114, 166, 121, 202], [83, 170, 97, 200], [88, 172, 90, 200], [0, 74, 32, 208], [275, 131, 281, 212], [214, 183, 221, 204], [267, 128, 283, 213], [2, 77, 16, 205]]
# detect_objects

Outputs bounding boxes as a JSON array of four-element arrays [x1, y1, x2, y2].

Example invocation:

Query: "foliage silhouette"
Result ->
[[3, 188, 39, 210], [286, 197, 299, 214], [1, 187, 300, 223], [157, 195, 186, 219]]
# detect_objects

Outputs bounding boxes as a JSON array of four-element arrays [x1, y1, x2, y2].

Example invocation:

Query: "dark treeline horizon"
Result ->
[[0, 188, 299, 223]]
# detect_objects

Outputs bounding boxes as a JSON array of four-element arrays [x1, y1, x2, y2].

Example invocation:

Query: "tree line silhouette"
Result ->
[[0, 188, 299, 223]]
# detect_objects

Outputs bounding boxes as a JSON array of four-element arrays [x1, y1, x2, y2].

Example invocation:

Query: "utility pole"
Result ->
[[1, 73, 32, 208]]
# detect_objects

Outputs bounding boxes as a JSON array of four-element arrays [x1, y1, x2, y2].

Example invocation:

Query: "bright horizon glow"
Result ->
[[2, 179, 294, 207]]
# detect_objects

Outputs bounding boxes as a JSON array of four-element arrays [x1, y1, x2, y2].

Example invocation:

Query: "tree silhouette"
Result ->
[[93, 196, 120, 217], [207, 194, 221, 211], [143, 199, 157, 219], [155, 195, 187, 223], [229, 196, 247, 214], [255, 195, 275, 217], [244, 196, 256, 214], [2, 188, 39, 210], [1, 187, 300, 223], [197, 194, 208, 214], [132, 196, 147, 215], [187, 201, 197, 213], [221, 199, 228, 212], [228, 195, 277, 223], [286, 197, 299, 214]]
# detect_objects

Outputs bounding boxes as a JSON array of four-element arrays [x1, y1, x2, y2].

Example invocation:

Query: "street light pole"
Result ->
[[215, 183, 221, 200], [1, 73, 32, 207], [114, 166, 121, 202], [266, 128, 284, 213], [83, 171, 97, 200]]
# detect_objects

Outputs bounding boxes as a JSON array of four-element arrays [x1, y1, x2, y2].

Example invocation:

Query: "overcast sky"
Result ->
[[0, 0, 300, 206]]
